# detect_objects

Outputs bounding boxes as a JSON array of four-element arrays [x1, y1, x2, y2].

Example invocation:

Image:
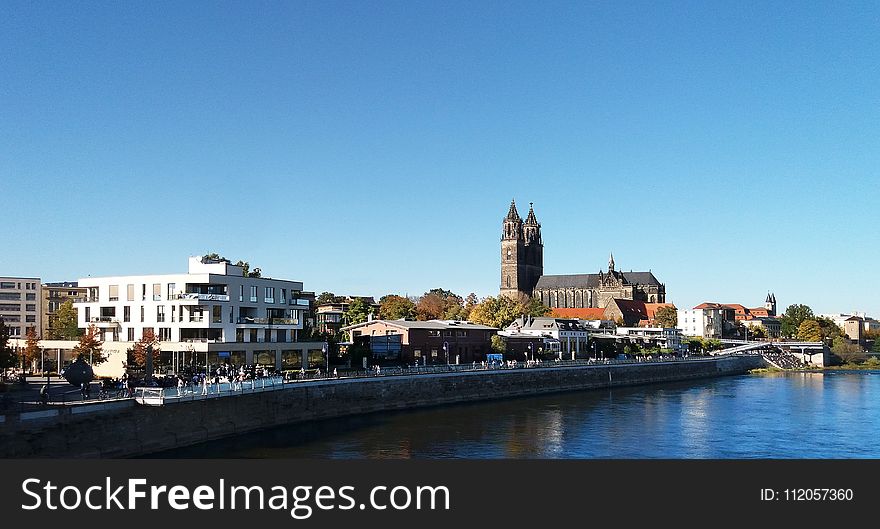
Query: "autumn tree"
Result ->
[[654, 306, 678, 328], [72, 324, 107, 365], [797, 319, 823, 342], [415, 292, 447, 320], [379, 295, 416, 320], [467, 294, 549, 329], [127, 329, 160, 368], [51, 299, 82, 339], [23, 326, 41, 372]]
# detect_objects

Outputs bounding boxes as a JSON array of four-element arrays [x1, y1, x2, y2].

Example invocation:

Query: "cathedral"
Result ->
[[500, 200, 666, 309]]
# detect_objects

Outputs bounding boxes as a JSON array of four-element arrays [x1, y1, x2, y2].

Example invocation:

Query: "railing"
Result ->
[[237, 317, 299, 325], [133, 376, 286, 406], [89, 317, 119, 324], [176, 293, 230, 302]]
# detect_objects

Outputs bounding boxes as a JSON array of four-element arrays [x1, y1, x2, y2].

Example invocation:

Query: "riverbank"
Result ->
[[0, 355, 763, 458]]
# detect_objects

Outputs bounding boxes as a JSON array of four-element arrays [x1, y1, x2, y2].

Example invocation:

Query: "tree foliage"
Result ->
[[51, 299, 82, 339], [316, 292, 344, 305], [202, 253, 261, 277], [72, 324, 107, 365], [23, 326, 41, 371], [831, 336, 864, 364], [491, 335, 506, 355], [0, 319, 16, 376], [797, 319, 823, 342], [781, 304, 814, 338], [127, 329, 160, 367], [654, 306, 678, 328], [344, 298, 376, 326], [378, 295, 416, 320], [467, 294, 550, 329]]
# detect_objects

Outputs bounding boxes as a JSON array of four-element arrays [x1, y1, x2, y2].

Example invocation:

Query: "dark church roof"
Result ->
[[534, 271, 661, 290]]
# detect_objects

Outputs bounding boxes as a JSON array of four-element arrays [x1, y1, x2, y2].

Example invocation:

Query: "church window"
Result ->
[[506, 276, 510, 288]]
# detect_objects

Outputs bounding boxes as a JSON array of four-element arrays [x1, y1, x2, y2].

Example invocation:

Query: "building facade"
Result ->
[[0, 276, 42, 338], [503, 316, 591, 358], [342, 319, 497, 365], [41, 281, 87, 338], [499, 201, 665, 308], [73, 257, 322, 371], [678, 307, 723, 339]]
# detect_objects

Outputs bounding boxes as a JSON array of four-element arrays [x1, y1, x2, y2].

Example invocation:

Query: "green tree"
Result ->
[[202, 254, 260, 277], [378, 295, 416, 320], [745, 325, 767, 339], [345, 298, 375, 326], [654, 306, 678, 328], [781, 304, 814, 338], [23, 326, 41, 372], [797, 319, 823, 342], [0, 319, 16, 378], [491, 335, 506, 355], [72, 324, 107, 365], [316, 292, 341, 305], [815, 317, 844, 342], [832, 336, 864, 364], [50, 299, 82, 339]]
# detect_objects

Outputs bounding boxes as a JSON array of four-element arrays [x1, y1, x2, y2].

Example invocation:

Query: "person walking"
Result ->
[[201, 374, 208, 396]]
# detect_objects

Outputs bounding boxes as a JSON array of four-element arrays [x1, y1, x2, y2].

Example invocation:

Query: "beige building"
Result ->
[[41, 281, 87, 338], [0, 276, 42, 338]]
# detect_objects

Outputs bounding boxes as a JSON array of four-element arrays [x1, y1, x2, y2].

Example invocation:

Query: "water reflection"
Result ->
[[149, 371, 880, 459]]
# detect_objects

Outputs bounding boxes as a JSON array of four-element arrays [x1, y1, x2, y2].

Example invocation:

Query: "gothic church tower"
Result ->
[[500, 200, 543, 299]]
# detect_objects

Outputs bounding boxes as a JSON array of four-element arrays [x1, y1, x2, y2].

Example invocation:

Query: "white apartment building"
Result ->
[[0, 276, 42, 338], [74, 257, 324, 371], [503, 316, 591, 357], [678, 308, 722, 339]]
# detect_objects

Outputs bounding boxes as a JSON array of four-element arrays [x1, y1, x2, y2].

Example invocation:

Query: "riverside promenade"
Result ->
[[0, 353, 764, 458]]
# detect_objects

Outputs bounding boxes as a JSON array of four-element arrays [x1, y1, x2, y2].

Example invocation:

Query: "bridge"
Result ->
[[717, 339, 827, 368]]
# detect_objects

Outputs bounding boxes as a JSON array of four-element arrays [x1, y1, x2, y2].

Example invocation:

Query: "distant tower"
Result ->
[[500, 200, 543, 299], [608, 251, 615, 273], [765, 292, 777, 316]]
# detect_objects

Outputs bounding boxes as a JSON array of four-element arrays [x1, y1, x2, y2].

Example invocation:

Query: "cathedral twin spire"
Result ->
[[504, 199, 541, 243]]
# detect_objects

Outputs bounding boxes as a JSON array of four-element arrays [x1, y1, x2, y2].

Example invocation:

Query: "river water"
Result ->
[[153, 371, 880, 458]]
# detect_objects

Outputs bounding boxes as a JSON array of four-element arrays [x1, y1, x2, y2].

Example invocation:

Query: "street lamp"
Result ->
[[443, 342, 449, 366], [322, 342, 329, 377], [528, 342, 533, 362]]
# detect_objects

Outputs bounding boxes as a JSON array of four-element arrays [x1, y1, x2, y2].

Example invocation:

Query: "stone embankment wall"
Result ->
[[0, 355, 763, 458]]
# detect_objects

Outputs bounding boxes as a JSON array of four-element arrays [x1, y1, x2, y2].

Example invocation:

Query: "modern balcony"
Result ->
[[88, 317, 120, 328], [236, 317, 300, 326], [175, 293, 230, 302]]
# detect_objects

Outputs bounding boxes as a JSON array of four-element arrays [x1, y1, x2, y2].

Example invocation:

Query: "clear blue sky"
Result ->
[[2, 1, 878, 316]]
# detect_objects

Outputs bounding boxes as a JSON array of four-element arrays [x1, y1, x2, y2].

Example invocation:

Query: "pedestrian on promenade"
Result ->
[[39, 384, 48, 405], [177, 376, 184, 397], [333, 368, 338, 378], [201, 374, 208, 396]]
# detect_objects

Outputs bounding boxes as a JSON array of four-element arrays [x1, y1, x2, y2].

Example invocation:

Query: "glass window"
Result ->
[[109, 285, 119, 301], [127, 284, 135, 301], [157, 305, 165, 322], [153, 283, 161, 301], [123, 306, 130, 322], [127, 328, 135, 341]]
